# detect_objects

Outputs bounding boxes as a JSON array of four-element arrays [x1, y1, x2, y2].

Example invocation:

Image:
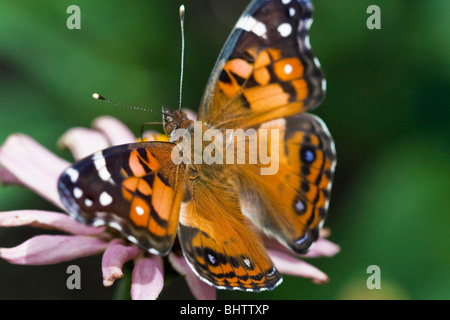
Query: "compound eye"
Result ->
[[165, 122, 177, 135]]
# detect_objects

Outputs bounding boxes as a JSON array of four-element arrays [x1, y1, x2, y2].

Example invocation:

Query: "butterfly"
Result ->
[[58, 0, 336, 292]]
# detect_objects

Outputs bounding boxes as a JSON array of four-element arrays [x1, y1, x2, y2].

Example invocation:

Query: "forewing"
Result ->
[[198, 0, 325, 129], [58, 141, 183, 255]]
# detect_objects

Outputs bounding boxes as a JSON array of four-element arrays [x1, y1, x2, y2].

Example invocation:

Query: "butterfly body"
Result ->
[[58, 0, 335, 292]]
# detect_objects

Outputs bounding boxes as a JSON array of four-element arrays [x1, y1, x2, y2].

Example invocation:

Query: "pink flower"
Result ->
[[0, 114, 339, 299]]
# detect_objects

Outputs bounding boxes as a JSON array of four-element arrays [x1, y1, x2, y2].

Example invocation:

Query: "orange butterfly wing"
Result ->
[[197, 0, 325, 129], [178, 170, 282, 292], [59, 141, 183, 255], [236, 114, 336, 254]]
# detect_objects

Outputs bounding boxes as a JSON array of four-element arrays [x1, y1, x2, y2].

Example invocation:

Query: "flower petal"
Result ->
[[131, 254, 164, 300], [0, 210, 105, 235], [0, 167, 21, 185], [102, 239, 139, 287], [92, 116, 136, 146], [303, 238, 341, 258], [0, 134, 70, 210], [58, 127, 110, 161], [0, 235, 107, 265], [168, 253, 216, 300], [263, 233, 340, 258], [181, 108, 198, 121], [268, 249, 329, 284]]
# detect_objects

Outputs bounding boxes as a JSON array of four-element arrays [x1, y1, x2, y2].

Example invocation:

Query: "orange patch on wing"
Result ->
[[253, 67, 271, 85], [122, 177, 139, 201], [254, 48, 282, 69], [291, 78, 308, 100], [267, 48, 282, 61], [151, 175, 176, 234], [244, 83, 285, 101], [245, 47, 259, 60], [255, 50, 271, 68], [251, 94, 290, 112], [310, 135, 320, 147], [218, 80, 241, 98], [310, 149, 325, 170], [226, 59, 252, 79], [145, 150, 160, 171], [286, 131, 305, 148], [129, 197, 150, 227], [218, 59, 253, 98], [148, 216, 167, 238], [274, 57, 304, 81], [128, 150, 160, 177], [122, 188, 133, 202], [137, 179, 152, 196], [244, 83, 289, 111], [122, 177, 139, 192], [122, 176, 152, 197], [129, 150, 147, 177]]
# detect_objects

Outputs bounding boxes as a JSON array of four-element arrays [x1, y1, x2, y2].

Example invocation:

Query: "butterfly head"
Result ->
[[162, 107, 193, 136]]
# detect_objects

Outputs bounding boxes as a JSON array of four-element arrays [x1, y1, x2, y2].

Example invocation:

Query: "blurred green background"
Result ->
[[0, 0, 449, 300]]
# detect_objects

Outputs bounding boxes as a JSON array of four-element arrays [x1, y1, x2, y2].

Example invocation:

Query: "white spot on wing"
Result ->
[[277, 23, 292, 37], [236, 15, 267, 39], [236, 15, 255, 31], [289, 7, 296, 17], [92, 220, 106, 227], [65, 168, 79, 183], [85, 198, 93, 207], [282, 0, 292, 4], [92, 151, 103, 161], [135, 206, 145, 216], [127, 235, 139, 245], [92, 151, 115, 183], [109, 221, 123, 232], [284, 63, 293, 75], [322, 79, 327, 92], [305, 35, 312, 49], [73, 187, 83, 199], [314, 57, 322, 67], [253, 21, 267, 38], [99, 191, 113, 206], [98, 167, 112, 182]]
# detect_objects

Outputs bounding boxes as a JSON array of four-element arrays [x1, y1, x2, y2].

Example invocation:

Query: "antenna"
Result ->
[[178, 4, 185, 111], [92, 93, 169, 116], [92, 7, 186, 116]]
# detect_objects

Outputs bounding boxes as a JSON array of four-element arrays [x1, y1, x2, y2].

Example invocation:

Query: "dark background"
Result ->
[[0, 0, 449, 299]]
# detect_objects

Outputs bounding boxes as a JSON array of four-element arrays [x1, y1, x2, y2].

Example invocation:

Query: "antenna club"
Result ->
[[92, 93, 105, 100], [179, 5, 185, 20]]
